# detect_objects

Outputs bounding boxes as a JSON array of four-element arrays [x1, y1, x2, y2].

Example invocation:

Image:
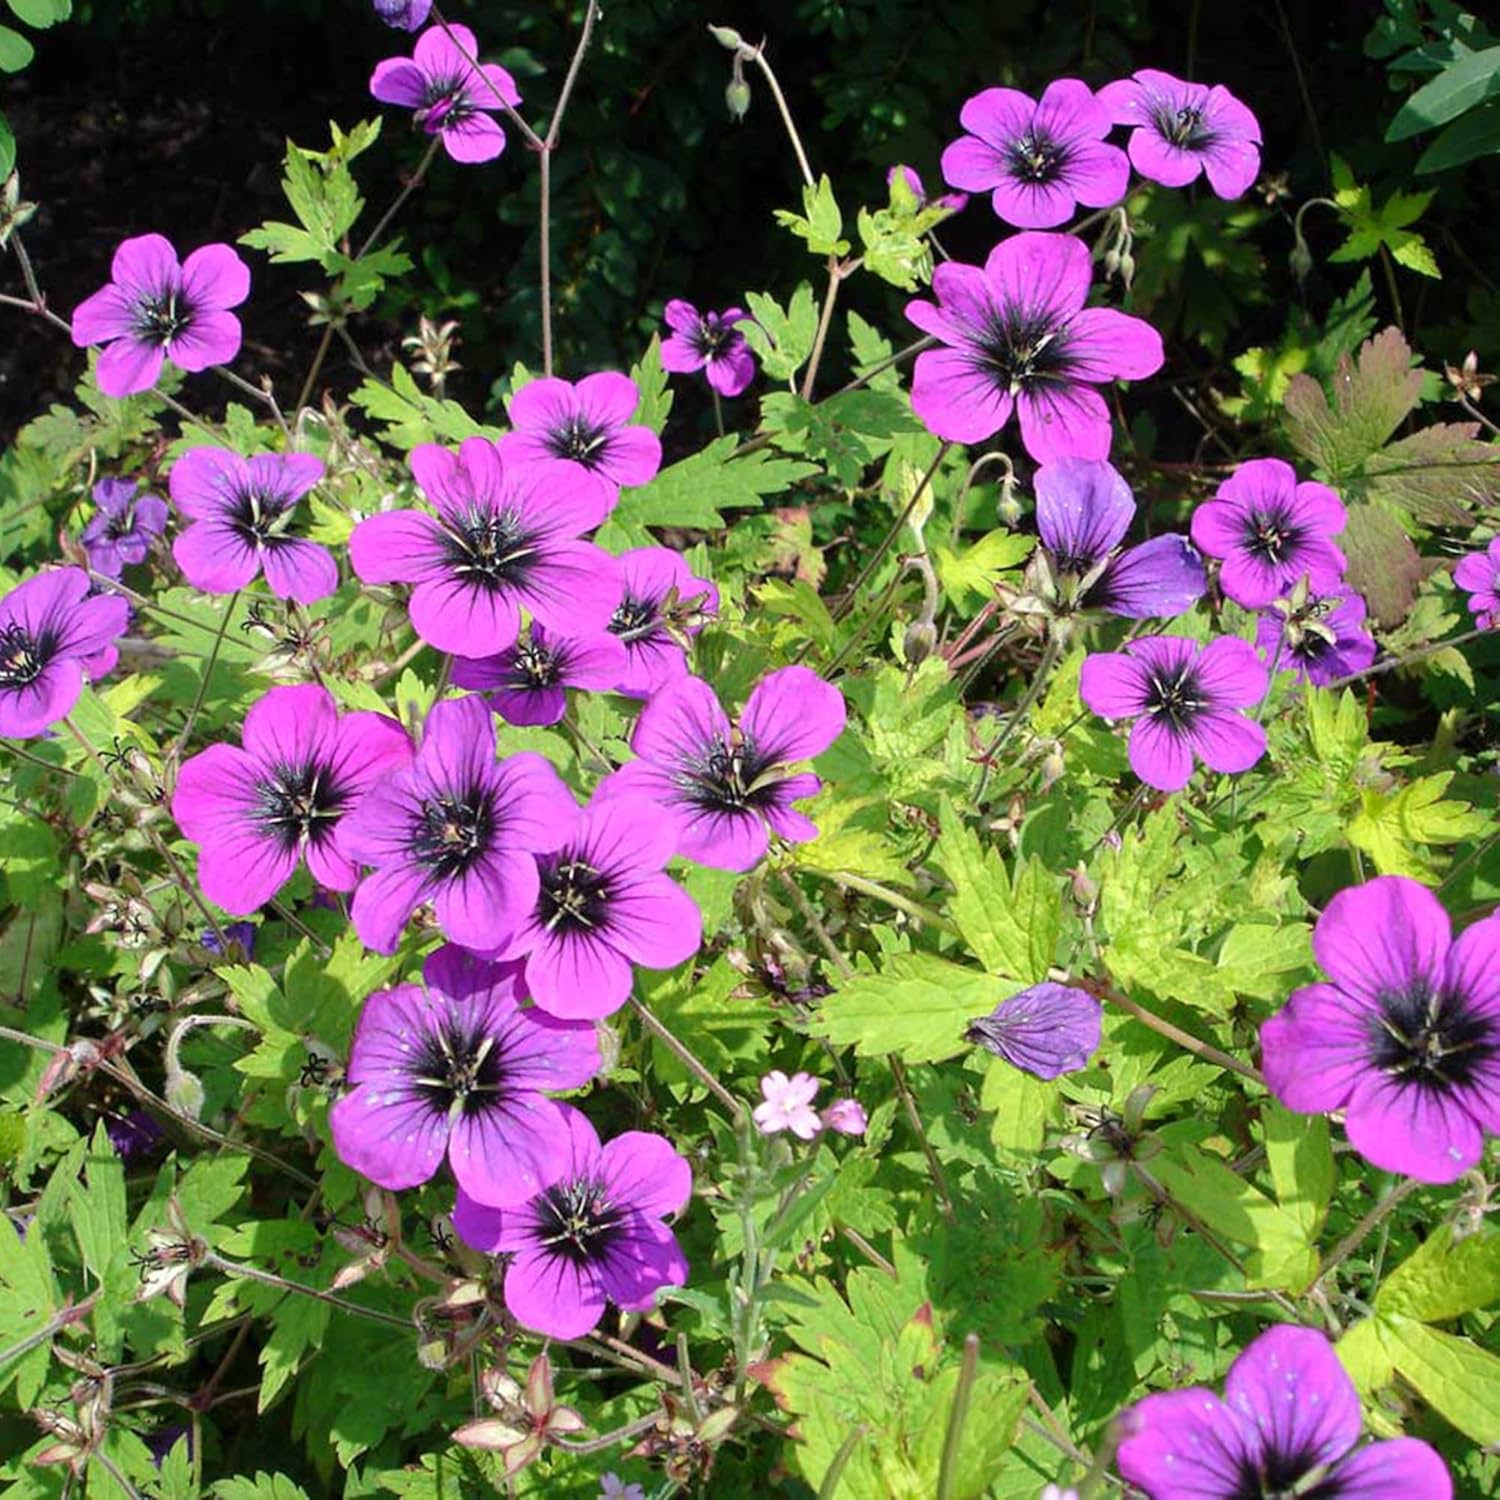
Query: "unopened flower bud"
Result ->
[[903, 619, 938, 664], [163, 1066, 205, 1122], [725, 77, 752, 121], [1289, 234, 1314, 284], [1103, 247, 1121, 277], [1117, 250, 1136, 288], [707, 24, 744, 50]]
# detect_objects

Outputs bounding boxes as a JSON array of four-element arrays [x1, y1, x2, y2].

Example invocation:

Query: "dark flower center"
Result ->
[[230, 486, 296, 549], [440, 506, 538, 593], [0, 623, 51, 689], [1368, 983, 1497, 1090], [546, 416, 612, 469], [974, 308, 1074, 397], [1154, 101, 1216, 151], [411, 1018, 506, 1117], [1227, 1448, 1325, 1500], [538, 856, 612, 936], [133, 290, 193, 346], [533, 1175, 625, 1263], [675, 732, 783, 816], [411, 787, 496, 880], [511, 639, 560, 689], [1142, 663, 1206, 733], [104, 508, 138, 541], [1243, 507, 1304, 568], [254, 760, 349, 852], [609, 595, 659, 643], [1006, 129, 1070, 184], [693, 318, 732, 359], [419, 77, 475, 129]]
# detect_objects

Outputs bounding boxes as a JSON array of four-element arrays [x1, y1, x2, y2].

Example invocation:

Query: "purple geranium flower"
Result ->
[[1191, 458, 1347, 609], [172, 683, 412, 915], [452, 1105, 691, 1338], [71, 234, 250, 399], [1261, 876, 1500, 1184], [1118, 1324, 1450, 1499], [1034, 458, 1204, 618], [337, 695, 575, 954], [485, 794, 703, 1020], [1098, 69, 1262, 201], [498, 373, 662, 504], [451, 625, 628, 728], [372, 0, 431, 29], [940, 80, 1129, 229], [81, 478, 169, 580], [349, 437, 622, 660], [1080, 635, 1268, 792], [1256, 581, 1376, 686], [370, 22, 521, 164], [0, 569, 129, 739], [659, 300, 757, 398], [967, 982, 1102, 1079], [169, 448, 337, 604], [608, 547, 719, 697], [1455, 537, 1500, 629], [601, 665, 846, 871], [106, 1108, 165, 1162], [330, 945, 600, 1207], [906, 232, 1163, 461]]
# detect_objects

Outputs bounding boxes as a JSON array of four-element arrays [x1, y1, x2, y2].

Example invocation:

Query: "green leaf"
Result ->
[[0, 1210, 57, 1405], [772, 174, 850, 256], [1376, 1225, 1500, 1323], [628, 335, 672, 435], [1416, 99, 1500, 172], [0, 23, 35, 69], [0, 110, 14, 177], [1385, 45, 1500, 140], [979, 1055, 1051, 1153], [933, 529, 1034, 611], [6, 0, 70, 23], [214, 1474, 313, 1500], [1261, 1102, 1334, 1242], [1348, 771, 1490, 878], [1377, 1316, 1500, 1444], [739, 284, 819, 382]]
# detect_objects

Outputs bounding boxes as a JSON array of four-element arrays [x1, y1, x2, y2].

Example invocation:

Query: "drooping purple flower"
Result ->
[[1455, 537, 1500, 629], [106, 1109, 165, 1161], [886, 164, 968, 214], [372, 0, 431, 30], [1117, 1323, 1451, 1499], [349, 437, 622, 660], [370, 22, 521, 165], [1080, 635, 1268, 792], [450, 625, 628, 728], [1190, 458, 1348, 609], [80, 478, 169, 580], [498, 373, 662, 505], [1033, 457, 1204, 618], [1098, 69, 1263, 201], [169, 448, 337, 604], [0, 569, 129, 739], [71, 234, 250, 399], [600, 665, 846, 871], [172, 683, 412, 916], [906, 232, 1163, 461], [200, 921, 257, 959], [659, 300, 757, 398], [966, 982, 1102, 1079], [753, 1071, 822, 1139], [484, 794, 702, 1020], [607, 547, 719, 697], [452, 1105, 691, 1338], [1260, 876, 1500, 1184], [940, 80, 1130, 229], [330, 945, 600, 1207], [337, 695, 575, 954], [1256, 581, 1376, 686]]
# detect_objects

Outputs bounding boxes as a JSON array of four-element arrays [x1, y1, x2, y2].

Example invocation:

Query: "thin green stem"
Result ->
[[807, 867, 962, 937], [1090, 978, 1263, 1086], [740, 40, 815, 186], [890, 1056, 955, 1222], [296, 325, 336, 414], [935, 1334, 980, 1500], [358, 136, 443, 260], [1324, 626, 1489, 689], [1317, 1177, 1423, 1287], [204, 1252, 413, 1329], [800, 255, 844, 400], [817, 1425, 870, 1500], [171, 590, 240, 765], [629, 996, 745, 1118]]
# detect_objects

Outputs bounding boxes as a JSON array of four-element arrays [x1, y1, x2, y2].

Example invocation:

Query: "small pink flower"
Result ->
[[753, 1071, 822, 1139], [820, 1098, 867, 1136]]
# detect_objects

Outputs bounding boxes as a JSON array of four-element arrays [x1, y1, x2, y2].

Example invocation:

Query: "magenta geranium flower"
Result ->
[[905, 232, 1163, 461], [452, 1105, 691, 1338], [940, 80, 1129, 229], [601, 665, 846, 871], [486, 795, 702, 1020], [1118, 1324, 1450, 1499], [1256, 583, 1376, 686], [349, 437, 621, 660], [966, 982, 1102, 1079], [1190, 458, 1347, 609], [608, 547, 719, 696], [71, 234, 250, 399], [1261, 876, 1500, 1184], [753, 1071, 822, 1139], [1455, 537, 1500, 629], [337, 695, 575, 954], [172, 683, 412, 915], [330, 945, 600, 1207], [370, 22, 521, 165], [1080, 635, 1268, 792], [169, 448, 337, 604], [372, 0, 430, 29], [498, 373, 662, 503], [0, 569, 129, 739], [1098, 69, 1262, 200], [1034, 458, 1204, 618], [659, 301, 756, 398], [451, 625, 627, 728], [80, 478, 169, 580]]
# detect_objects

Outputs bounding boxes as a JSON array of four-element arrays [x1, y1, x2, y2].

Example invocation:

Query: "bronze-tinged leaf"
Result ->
[[1365, 421, 1500, 526], [1342, 500, 1425, 627]]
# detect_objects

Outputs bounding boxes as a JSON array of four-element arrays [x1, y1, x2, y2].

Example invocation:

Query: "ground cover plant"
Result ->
[[2, 1, 1500, 1496]]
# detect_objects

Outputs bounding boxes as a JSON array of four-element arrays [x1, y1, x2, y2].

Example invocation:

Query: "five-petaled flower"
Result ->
[[81, 478, 169, 580], [940, 79, 1129, 229], [71, 234, 250, 398], [1098, 69, 1263, 200], [1454, 537, 1500, 630], [172, 683, 412, 915], [170, 448, 338, 603], [370, 22, 521, 164], [1117, 1323, 1450, 1499], [330, 945, 600, 1206], [1080, 635, 1269, 792], [607, 547, 719, 697], [600, 664, 846, 871], [350, 436, 621, 660], [451, 625, 628, 728], [967, 982, 1102, 1079], [0, 569, 129, 739], [905, 231, 1163, 461], [753, 1070, 822, 1139], [1260, 875, 1500, 1184], [659, 300, 757, 397], [1256, 578, 1376, 687], [453, 1104, 691, 1338]]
